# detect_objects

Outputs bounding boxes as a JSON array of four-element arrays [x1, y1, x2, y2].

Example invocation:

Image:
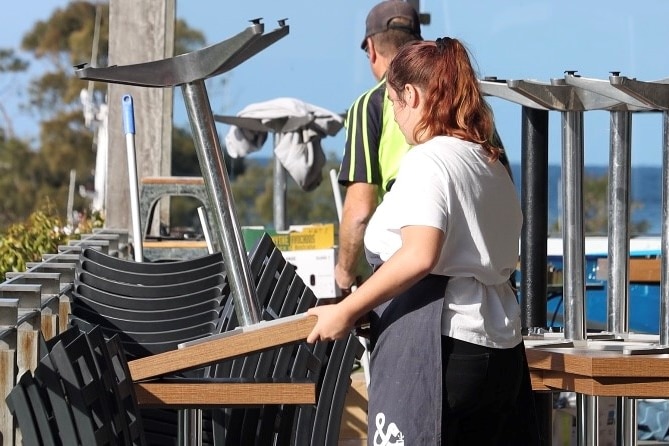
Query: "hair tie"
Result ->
[[435, 37, 451, 53]]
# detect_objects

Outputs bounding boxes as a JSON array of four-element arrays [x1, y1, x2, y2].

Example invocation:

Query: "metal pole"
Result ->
[[273, 133, 287, 231], [609, 107, 635, 446], [661, 111, 669, 346], [561, 110, 586, 343], [122, 95, 144, 263], [564, 108, 589, 446], [618, 398, 637, 446], [520, 107, 550, 332], [67, 169, 76, 229], [197, 206, 215, 254], [182, 80, 261, 326], [576, 393, 587, 446], [520, 107, 553, 446], [608, 75, 669, 347], [585, 395, 598, 446], [607, 110, 632, 335]]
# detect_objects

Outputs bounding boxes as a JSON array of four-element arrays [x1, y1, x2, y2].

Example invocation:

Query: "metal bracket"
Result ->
[[75, 21, 289, 87]]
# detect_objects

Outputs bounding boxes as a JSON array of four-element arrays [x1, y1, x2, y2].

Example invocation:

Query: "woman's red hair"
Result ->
[[387, 38, 501, 161]]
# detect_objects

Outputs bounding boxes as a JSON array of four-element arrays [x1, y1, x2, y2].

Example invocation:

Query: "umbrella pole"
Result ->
[[122, 94, 144, 262]]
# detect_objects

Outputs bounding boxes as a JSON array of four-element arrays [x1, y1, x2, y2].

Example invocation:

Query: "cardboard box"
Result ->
[[552, 396, 617, 446], [282, 248, 340, 299], [242, 224, 335, 252], [552, 408, 576, 446]]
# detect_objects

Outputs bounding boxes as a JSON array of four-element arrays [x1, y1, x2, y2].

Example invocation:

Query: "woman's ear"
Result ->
[[405, 84, 421, 108]]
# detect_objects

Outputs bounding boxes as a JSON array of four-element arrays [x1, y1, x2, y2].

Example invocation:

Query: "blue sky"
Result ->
[[3, 0, 669, 166]]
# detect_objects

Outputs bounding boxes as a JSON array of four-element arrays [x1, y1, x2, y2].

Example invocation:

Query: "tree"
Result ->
[[551, 174, 650, 236], [230, 154, 340, 228], [171, 126, 245, 178], [17, 2, 110, 227], [0, 49, 30, 138], [0, 2, 207, 230], [168, 126, 247, 232], [0, 135, 40, 228]]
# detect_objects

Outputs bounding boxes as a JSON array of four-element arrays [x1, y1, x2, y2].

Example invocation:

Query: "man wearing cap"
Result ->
[[336, 1, 512, 292], [335, 0, 423, 293]]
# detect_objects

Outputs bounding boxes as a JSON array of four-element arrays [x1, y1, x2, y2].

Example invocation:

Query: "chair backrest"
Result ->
[[290, 334, 364, 446], [75, 268, 226, 298], [7, 326, 147, 446], [81, 247, 223, 274], [71, 249, 230, 358], [72, 284, 221, 317], [87, 327, 146, 445], [207, 233, 365, 446], [72, 249, 232, 445], [71, 303, 220, 333], [80, 257, 225, 286], [323, 334, 365, 446], [5, 371, 60, 446]]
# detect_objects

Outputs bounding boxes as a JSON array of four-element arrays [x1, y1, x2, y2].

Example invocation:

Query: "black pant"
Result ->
[[441, 337, 524, 445]]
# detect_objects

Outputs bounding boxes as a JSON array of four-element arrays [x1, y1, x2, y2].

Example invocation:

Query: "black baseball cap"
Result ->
[[361, 0, 422, 50]]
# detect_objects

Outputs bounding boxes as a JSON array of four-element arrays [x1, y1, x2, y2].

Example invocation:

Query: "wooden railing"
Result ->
[[0, 229, 129, 446]]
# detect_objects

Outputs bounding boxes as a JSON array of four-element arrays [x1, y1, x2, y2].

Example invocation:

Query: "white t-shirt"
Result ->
[[364, 136, 523, 348]]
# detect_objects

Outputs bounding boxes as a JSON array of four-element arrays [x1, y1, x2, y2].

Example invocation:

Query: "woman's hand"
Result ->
[[306, 303, 355, 344]]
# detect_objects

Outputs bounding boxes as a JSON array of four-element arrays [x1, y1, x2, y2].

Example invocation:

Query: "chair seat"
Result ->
[[72, 287, 221, 318], [74, 282, 225, 311]]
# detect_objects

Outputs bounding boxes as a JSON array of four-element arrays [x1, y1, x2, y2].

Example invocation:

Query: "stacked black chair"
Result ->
[[70, 249, 229, 446], [6, 371, 59, 446], [209, 234, 364, 446], [7, 325, 146, 446], [209, 233, 320, 445], [61, 234, 363, 445]]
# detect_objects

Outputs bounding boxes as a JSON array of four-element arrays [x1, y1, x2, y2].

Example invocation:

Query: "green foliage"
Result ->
[[0, 136, 41, 228], [0, 48, 29, 73], [0, 49, 29, 138], [0, 204, 104, 281], [174, 19, 206, 56], [550, 174, 650, 236], [22, 2, 109, 107], [156, 150, 339, 234], [163, 151, 339, 233], [0, 204, 69, 280], [230, 155, 340, 228], [168, 126, 246, 230]]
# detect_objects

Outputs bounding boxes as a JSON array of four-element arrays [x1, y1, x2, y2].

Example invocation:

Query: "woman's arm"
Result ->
[[307, 225, 444, 343]]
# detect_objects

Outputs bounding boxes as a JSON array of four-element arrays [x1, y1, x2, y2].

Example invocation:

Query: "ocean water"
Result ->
[[509, 164, 663, 236], [251, 157, 663, 235]]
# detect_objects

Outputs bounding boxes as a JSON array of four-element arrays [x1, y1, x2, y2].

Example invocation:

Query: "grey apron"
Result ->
[[367, 274, 450, 445]]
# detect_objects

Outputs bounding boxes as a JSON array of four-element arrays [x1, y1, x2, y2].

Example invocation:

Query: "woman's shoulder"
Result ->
[[413, 136, 481, 161]]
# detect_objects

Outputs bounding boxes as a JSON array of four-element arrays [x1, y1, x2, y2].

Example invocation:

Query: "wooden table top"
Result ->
[[525, 337, 669, 397]]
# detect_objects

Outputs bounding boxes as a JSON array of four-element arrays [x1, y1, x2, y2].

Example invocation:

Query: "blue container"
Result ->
[[542, 254, 660, 334]]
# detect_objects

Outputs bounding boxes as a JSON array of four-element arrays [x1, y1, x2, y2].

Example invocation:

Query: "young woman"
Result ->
[[307, 37, 529, 445]]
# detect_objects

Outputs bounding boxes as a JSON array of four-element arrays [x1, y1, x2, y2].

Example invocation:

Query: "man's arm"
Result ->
[[335, 182, 378, 290], [336, 83, 385, 291]]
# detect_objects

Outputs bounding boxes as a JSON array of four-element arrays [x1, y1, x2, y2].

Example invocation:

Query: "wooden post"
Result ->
[[106, 0, 175, 235]]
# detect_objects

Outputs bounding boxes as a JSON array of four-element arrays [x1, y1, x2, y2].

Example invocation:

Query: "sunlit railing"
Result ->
[[0, 229, 128, 446]]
